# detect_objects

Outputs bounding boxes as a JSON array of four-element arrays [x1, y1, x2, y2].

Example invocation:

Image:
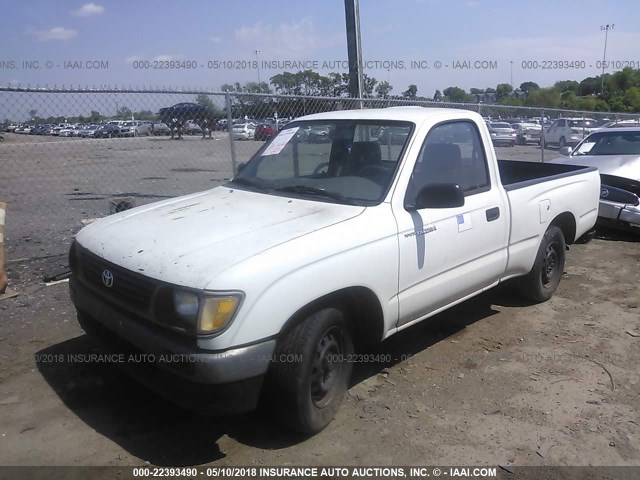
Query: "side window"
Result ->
[[407, 121, 490, 202]]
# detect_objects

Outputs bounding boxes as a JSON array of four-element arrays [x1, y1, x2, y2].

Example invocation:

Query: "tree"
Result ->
[[496, 83, 513, 100], [403, 84, 418, 99], [579, 77, 600, 96], [554, 80, 580, 94], [89, 110, 101, 122], [470, 88, 485, 94], [433, 89, 442, 101], [443, 86, 471, 102], [485, 87, 496, 94], [362, 74, 378, 98], [28, 109, 37, 120], [116, 106, 132, 119], [525, 88, 561, 108], [134, 110, 157, 121], [328, 72, 349, 97], [375, 81, 393, 98], [519, 81, 540, 93]]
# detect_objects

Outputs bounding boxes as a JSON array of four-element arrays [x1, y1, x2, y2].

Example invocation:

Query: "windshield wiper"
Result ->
[[274, 185, 354, 204], [229, 177, 270, 192]]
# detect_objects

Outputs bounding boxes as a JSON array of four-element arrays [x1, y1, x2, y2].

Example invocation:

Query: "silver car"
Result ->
[[512, 122, 542, 145], [550, 127, 640, 232], [488, 122, 516, 147]]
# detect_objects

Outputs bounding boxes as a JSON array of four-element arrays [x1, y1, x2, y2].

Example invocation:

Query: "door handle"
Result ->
[[486, 207, 500, 222]]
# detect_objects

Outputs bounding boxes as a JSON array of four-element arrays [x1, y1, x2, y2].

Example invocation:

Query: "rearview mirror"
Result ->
[[408, 183, 465, 210], [559, 146, 572, 156]]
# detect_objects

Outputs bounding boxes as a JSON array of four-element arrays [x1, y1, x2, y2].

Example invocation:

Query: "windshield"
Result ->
[[231, 120, 413, 205], [573, 131, 640, 156]]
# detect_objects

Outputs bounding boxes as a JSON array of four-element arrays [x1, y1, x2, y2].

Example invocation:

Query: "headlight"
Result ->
[[199, 294, 242, 334], [173, 290, 199, 319]]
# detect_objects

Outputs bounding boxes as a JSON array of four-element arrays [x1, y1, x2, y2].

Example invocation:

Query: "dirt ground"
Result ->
[[1, 133, 639, 470], [0, 227, 638, 468]]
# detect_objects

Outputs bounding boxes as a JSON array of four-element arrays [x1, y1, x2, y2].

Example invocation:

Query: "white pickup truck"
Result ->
[[69, 107, 600, 434]]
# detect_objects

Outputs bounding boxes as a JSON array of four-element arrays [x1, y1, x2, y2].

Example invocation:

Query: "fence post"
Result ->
[[0, 202, 7, 294], [540, 108, 545, 163], [225, 93, 238, 176]]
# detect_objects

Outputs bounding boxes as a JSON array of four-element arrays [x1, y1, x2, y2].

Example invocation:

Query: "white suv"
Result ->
[[543, 118, 599, 148], [119, 120, 151, 137]]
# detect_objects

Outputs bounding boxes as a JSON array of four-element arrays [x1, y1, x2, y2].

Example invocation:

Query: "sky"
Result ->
[[1, 0, 639, 99]]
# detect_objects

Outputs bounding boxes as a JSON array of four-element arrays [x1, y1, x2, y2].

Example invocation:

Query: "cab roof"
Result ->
[[299, 106, 482, 124]]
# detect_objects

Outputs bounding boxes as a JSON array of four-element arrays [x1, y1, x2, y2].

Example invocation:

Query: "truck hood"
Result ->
[[76, 187, 365, 288], [548, 154, 640, 182]]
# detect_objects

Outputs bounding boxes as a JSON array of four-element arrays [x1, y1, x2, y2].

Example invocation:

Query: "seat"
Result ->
[[327, 138, 351, 177], [341, 141, 382, 177], [415, 142, 463, 185]]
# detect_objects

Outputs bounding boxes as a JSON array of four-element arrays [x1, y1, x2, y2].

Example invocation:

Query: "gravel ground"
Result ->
[[1, 133, 638, 469]]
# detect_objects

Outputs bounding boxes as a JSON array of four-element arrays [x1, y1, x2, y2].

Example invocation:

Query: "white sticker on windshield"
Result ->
[[261, 127, 300, 156]]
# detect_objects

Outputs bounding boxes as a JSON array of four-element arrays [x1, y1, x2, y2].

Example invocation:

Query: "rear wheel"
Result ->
[[517, 226, 566, 302], [268, 307, 353, 435]]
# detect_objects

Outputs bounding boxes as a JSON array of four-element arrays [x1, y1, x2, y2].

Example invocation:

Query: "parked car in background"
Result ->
[[6, 123, 20, 132], [184, 121, 203, 136], [254, 121, 277, 141], [79, 124, 102, 138], [299, 125, 332, 143], [378, 126, 410, 145], [598, 120, 640, 129], [550, 127, 640, 232], [94, 124, 121, 138], [151, 122, 171, 135], [59, 125, 79, 137], [543, 118, 599, 148], [119, 120, 151, 137], [487, 122, 516, 147], [512, 122, 542, 145], [232, 122, 257, 140], [16, 125, 33, 134], [33, 124, 53, 135]]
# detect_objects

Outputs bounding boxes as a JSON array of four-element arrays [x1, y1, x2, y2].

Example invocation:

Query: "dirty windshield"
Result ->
[[231, 120, 413, 205]]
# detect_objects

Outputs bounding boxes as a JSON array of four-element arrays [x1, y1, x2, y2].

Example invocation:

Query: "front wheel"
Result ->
[[517, 225, 566, 302], [267, 307, 354, 435]]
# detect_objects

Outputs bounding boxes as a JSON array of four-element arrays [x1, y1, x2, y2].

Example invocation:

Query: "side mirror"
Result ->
[[559, 146, 572, 156], [408, 183, 465, 210]]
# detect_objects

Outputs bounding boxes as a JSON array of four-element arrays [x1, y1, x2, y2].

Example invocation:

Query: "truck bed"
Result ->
[[498, 160, 597, 191]]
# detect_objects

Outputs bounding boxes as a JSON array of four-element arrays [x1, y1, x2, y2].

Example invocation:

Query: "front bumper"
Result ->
[[69, 277, 276, 413]]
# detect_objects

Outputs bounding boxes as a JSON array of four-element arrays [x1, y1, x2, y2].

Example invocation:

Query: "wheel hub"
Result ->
[[542, 242, 558, 287], [310, 328, 342, 408]]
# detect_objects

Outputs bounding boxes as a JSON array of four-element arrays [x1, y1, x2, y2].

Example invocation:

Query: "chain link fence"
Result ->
[[1, 86, 639, 283]]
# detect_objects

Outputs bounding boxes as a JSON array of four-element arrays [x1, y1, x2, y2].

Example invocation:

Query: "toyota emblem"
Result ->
[[102, 269, 114, 288]]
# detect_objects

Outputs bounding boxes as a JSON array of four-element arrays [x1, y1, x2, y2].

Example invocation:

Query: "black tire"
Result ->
[[268, 307, 354, 435], [517, 225, 566, 302], [559, 136, 566, 148]]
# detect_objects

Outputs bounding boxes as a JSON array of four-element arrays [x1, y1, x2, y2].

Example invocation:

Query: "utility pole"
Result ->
[[344, 0, 363, 104], [600, 24, 614, 95]]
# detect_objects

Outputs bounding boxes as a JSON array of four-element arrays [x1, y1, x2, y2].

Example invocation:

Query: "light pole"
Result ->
[[600, 24, 614, 95], [255, 49, 262, 85], [510, 60, 514, 89]]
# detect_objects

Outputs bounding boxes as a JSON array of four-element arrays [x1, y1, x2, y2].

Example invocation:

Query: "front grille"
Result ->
[[79, 247, 156, 312]]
